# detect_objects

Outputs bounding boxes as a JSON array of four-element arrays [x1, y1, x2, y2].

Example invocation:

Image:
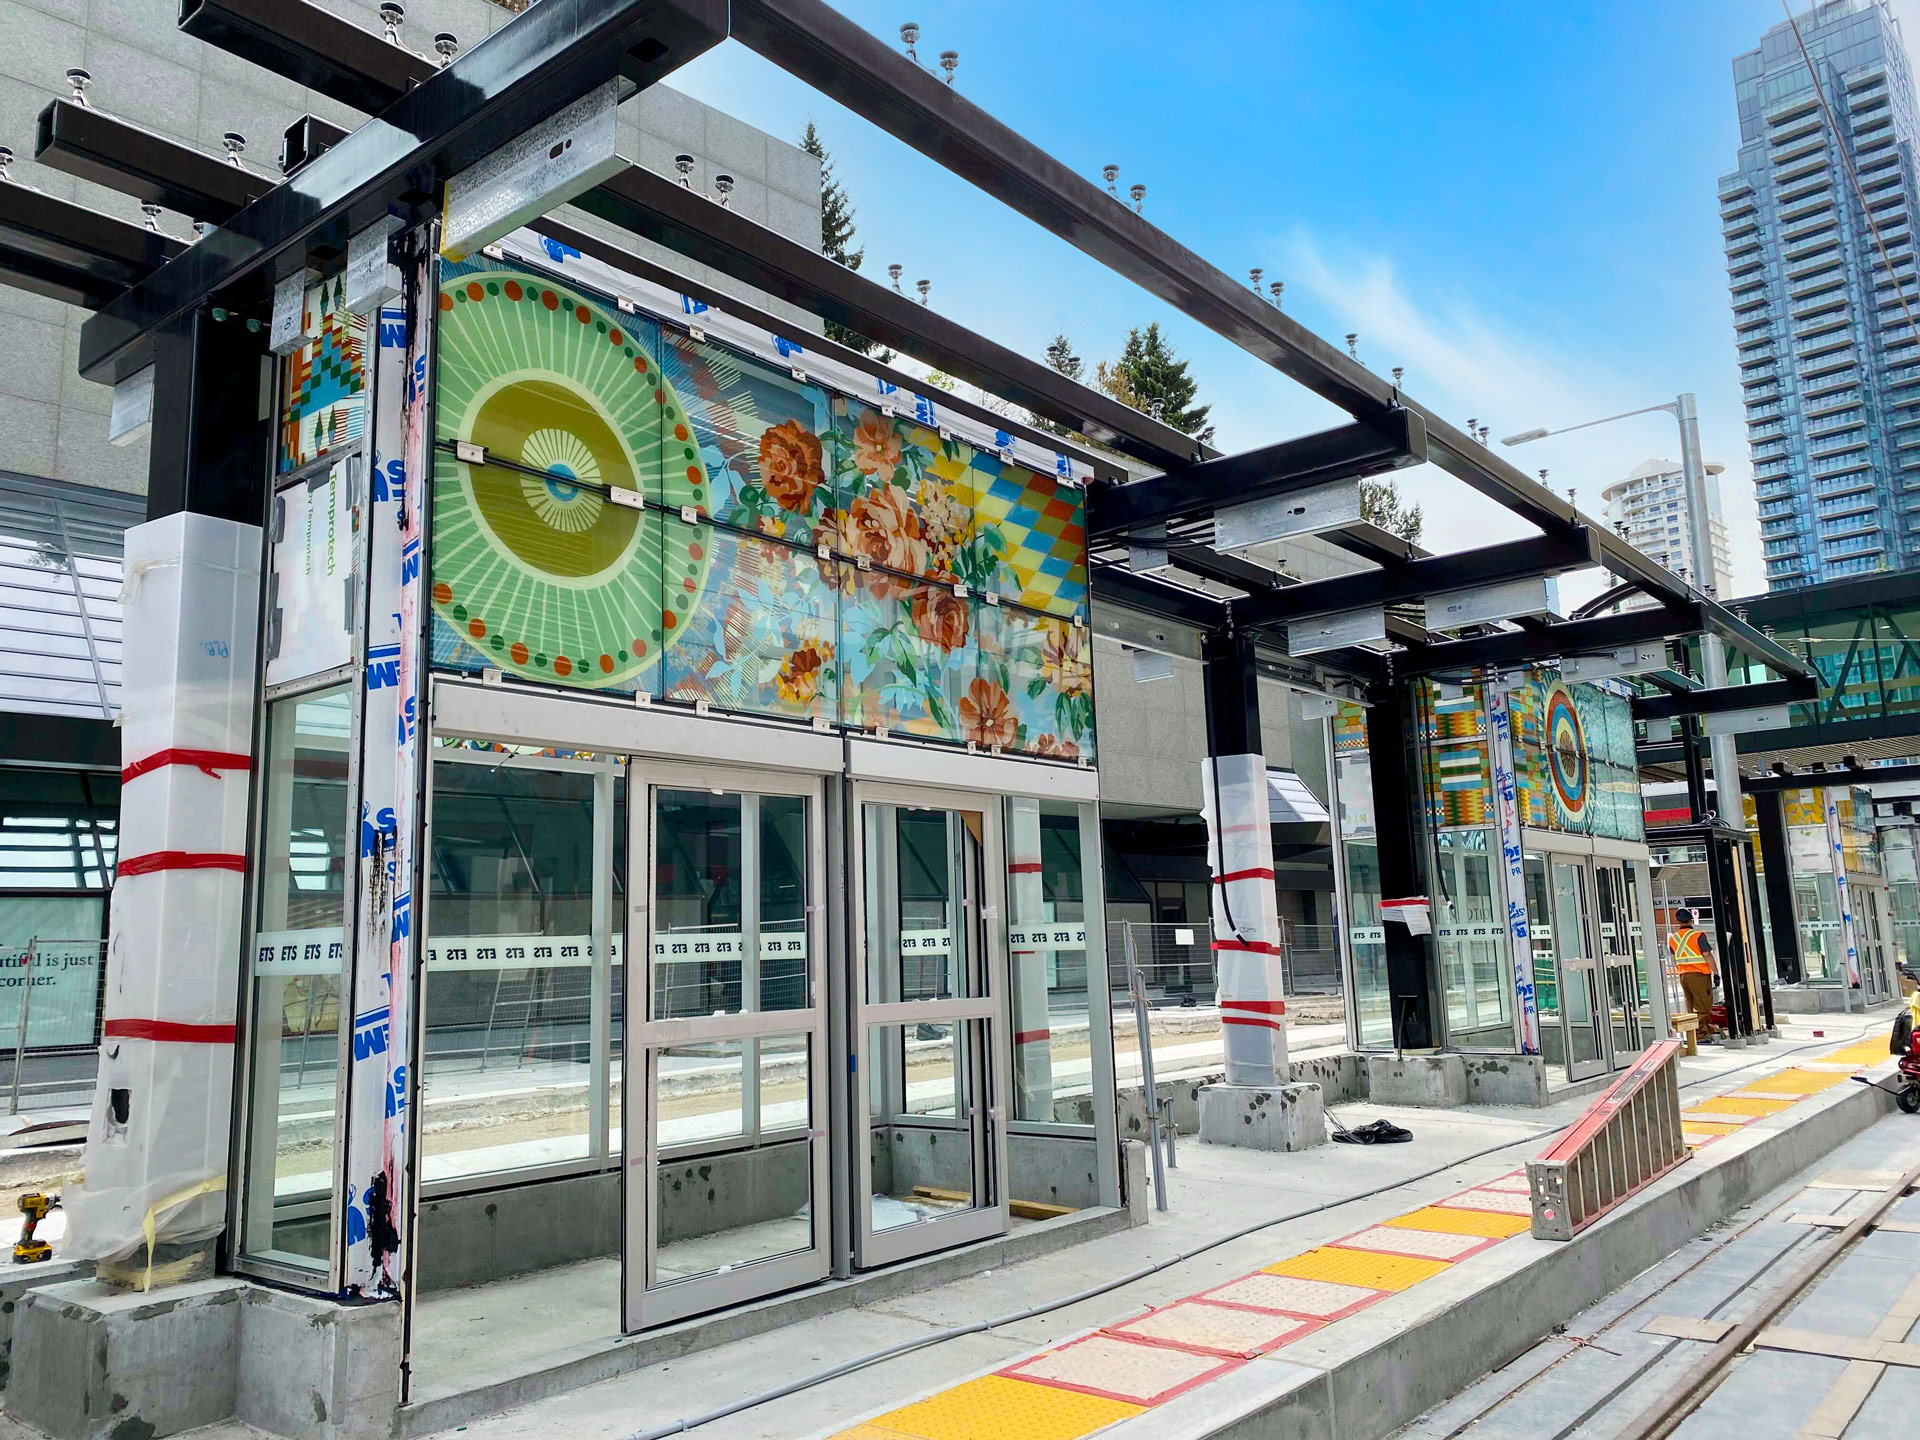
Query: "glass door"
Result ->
[[1593, 862, 1648, 1060], [853, 785, 1010, 1269], [1550, 859, 1610, 1081], [624, 765, 829, 1330]]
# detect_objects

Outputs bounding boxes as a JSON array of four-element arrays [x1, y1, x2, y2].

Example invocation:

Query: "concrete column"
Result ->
[[1200, 630, 1287, 1088], [1754, 791, 1802, 984], [1006, 797, 1054, 1119]]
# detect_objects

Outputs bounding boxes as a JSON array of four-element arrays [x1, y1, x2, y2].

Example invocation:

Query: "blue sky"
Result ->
[[667, 2, 1917, 601]]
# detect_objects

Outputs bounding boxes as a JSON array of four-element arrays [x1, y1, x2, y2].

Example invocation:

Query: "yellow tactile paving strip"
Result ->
[[828, 1034, 1892, 1440]]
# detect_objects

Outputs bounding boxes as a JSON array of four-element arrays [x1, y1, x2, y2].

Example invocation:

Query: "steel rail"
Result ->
[[1611, 1153, 1920, 1440]]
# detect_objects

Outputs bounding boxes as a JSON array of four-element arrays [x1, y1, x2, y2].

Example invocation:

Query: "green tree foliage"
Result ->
[[800, 122, 887, 357], [1106, 323, 1213, 444], [1360, 477, 1424, 546]]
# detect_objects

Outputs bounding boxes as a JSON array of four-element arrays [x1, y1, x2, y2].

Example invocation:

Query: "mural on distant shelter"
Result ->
[[278, 274, 367, 474], [425, 258, 1094, 760]]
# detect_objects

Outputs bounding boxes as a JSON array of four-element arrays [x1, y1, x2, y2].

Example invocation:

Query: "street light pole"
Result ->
[[1503, 393, 1742, 824]]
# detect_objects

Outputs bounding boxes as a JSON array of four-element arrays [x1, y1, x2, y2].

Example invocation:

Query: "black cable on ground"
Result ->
[[622, 1028, 1889, 1440]]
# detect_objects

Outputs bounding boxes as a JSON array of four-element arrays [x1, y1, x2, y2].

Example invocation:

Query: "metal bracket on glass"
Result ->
[[1073, 612, 1086, 628], [634, 690, 651, 706], [455, 439, 486, 466], [689, 323, 706, 342], [856, 555, 872, 572], [482, 243, 505, 261], [938, 427, 952, 441], [791, 365, 806, 382], [694, 699, 711, 716], [817, 541, 832, 562], [881, 403, 896, 418], [984, 592, 1000, 606], [616, 295, 636, 315], [681, 504, 701, 525], [966, 741, 978, 754], [812, 716, 830, 732], [610, 485, 644, 511], [481, 667, 503, 688], [953, 582, 968, 599], [873, 725, 889, 740]]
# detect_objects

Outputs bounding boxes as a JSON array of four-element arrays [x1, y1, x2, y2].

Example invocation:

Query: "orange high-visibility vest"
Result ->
[[1669, 928, 1712, 975]]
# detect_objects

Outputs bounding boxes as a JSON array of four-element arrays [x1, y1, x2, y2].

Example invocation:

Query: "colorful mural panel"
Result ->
[[428, 256, 1094, 763], [278, 275, 367, 474]]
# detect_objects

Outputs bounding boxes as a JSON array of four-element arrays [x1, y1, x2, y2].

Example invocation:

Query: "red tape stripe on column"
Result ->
[[122, 748, 252, 782], [1008, 861, 1044, 874], [117, 851, 247, 876], [1211, 867, 1275, 884], [1211, 938, 1284, 956], [1222, 999, 1287, 1015], [1015, 1028, 1052, 1045], [102, 1019, 236, 1043], [1221, 1014, 1285, 1030]]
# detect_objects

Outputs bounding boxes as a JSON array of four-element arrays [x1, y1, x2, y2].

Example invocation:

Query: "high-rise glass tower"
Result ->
[[1722, 0, 1920, 589]]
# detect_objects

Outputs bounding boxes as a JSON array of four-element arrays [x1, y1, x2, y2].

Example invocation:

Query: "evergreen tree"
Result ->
[[1360, 477, 1425, 546], [800, 122, 885, 357], [1109, 323, 1213, 444], [1044, 333, 1083, 384]]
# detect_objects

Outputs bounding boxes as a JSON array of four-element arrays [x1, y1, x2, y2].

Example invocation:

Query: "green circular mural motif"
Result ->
[[432, 271, 710, 687]]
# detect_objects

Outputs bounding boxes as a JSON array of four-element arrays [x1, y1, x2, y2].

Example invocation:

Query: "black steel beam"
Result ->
[[527, 215, 1125, 481], [727, 0, 1820, 688], [2, 186, 183, 288], [178, 0, 432, 113], [281, 115, 352, 179], [37, 99, 274, 225], [1086, 414, 1425, 540], [1631, 677, 1818, 722], [81, 0, 729, 382], [0, 243, 126, 310], [569, 166, 1201, 466], [1740, 763, 1918, 794], [1233, 531, 1595, 631], [1161, 544, 1290, 594], [1393, 602, 1710, 678], [1089, 565, 1228, 631]]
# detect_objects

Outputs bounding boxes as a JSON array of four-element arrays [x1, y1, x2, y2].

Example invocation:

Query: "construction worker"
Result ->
[[1669, 908, 1718, 1042]]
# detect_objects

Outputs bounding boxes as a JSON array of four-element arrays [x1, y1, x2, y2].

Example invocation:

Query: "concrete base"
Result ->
[[6, 1276, 399, 1440], [1463, 1052, 1550, 1107], [1367, 1053, 1469, 1107], [1197, 1082, 1327, 1151]]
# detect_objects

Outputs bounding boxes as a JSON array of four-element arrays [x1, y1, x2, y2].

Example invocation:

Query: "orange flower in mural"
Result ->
[[776, 637, 834, 706], [838, 484, 927, 596], [1039, 623, 1091, 697], [910, 588, 970, 651], [853, 409, 904, 477], [1032, 734, 1080, 760], [758, 420, 825, 515], [959, 677, 1019, 749]]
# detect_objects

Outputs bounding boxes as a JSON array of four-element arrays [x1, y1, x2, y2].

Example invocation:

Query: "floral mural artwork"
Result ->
[[428, 253, 1097, 763]]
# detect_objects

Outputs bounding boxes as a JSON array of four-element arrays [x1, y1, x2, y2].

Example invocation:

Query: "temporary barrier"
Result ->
[[1527, 1037, 1687, 1240]]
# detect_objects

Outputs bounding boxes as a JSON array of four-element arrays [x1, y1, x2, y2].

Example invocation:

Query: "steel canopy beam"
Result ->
[[1234, 531, 1596, 632], [1391, 603, 1710, 679], [0, 244, 127, 310], [570, 164, 1201, 466], [728, 0, 1821, 691], [177, 0, 432, 113], [2, 186, 183, 288], [37, 99, 274, 225], [1741, 764, 1911, 794], [1086, 413, 1425, 539], [79, 0, 728, 382], [1631, 677, 1818, 721]]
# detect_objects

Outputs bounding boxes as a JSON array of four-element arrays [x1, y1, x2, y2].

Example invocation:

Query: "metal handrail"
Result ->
[[1527, 1037, 1688, 1240]]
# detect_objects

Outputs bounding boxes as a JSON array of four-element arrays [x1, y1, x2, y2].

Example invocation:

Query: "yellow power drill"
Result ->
[[14, 1193, 54, 1263]]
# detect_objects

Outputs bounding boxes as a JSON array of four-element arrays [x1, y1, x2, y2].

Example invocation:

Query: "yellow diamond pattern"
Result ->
[[1264, 1246, 1454, 1292]]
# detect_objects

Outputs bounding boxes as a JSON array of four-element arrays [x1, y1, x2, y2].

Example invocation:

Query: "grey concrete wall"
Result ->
[[1007, 1133, 1102, 1210], [0, 0, 823, 498]]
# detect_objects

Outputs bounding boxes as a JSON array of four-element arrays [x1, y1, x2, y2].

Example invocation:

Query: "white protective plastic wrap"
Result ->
[[63, 512, 260, 1278], [1199, 752, 1289, 1086]]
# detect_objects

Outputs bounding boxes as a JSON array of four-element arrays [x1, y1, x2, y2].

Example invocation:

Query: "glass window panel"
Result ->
[[0, 896, 103, 1049], [865, 805, 982, 1005], [970, 452, 1088, 618], [1006, 799, 1092, 1125], [277, 277, 366, 475], [829, 400, 974, 586], [866, 1021, 978, 1231], [241, 687, 352, 1272], [660, 332, 838, 546], [654, 791, 744, 1019], [661, 521, 838, 723], [652, 1033, 814, 1283], [421, 760, 604, 1183], [760, 795, 810, 1012], [838, 577, 970, 741]]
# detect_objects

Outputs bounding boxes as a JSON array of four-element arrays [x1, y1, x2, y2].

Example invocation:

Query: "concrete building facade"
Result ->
[[1720, 0, 1920, 588], [1600, 457, 1736, 605]]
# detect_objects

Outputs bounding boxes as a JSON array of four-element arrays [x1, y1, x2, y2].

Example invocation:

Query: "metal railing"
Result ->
[[1526, 1037, 1688, 1240]]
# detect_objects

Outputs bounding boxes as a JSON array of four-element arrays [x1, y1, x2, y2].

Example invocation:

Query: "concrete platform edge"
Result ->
[[1155, 1064, 1898, 1440]]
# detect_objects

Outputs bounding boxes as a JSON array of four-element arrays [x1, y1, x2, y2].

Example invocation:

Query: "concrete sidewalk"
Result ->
[[390, 1009, 1902, 1440]]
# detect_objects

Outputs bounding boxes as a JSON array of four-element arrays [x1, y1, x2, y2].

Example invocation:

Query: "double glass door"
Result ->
[[1547, 858, 1610, 1082], [625, 764, 829, 1330], [853, 786, 1011, 1268]]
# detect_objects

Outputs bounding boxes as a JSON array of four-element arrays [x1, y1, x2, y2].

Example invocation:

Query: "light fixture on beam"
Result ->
[[1298, 694, 1342, 720], [1424, 575, 1562, 631], [1559, 641, 1668, 684], [1285, 604, 1386, 657], [1214, 477, 1361, 552]]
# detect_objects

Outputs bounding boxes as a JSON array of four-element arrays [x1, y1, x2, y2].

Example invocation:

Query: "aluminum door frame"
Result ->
[[1591, 859, 1648, 1059], [849, 780, 1012, 1271], [623, 759, 832, 1332], [1549, 857, 1612, 1083]]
